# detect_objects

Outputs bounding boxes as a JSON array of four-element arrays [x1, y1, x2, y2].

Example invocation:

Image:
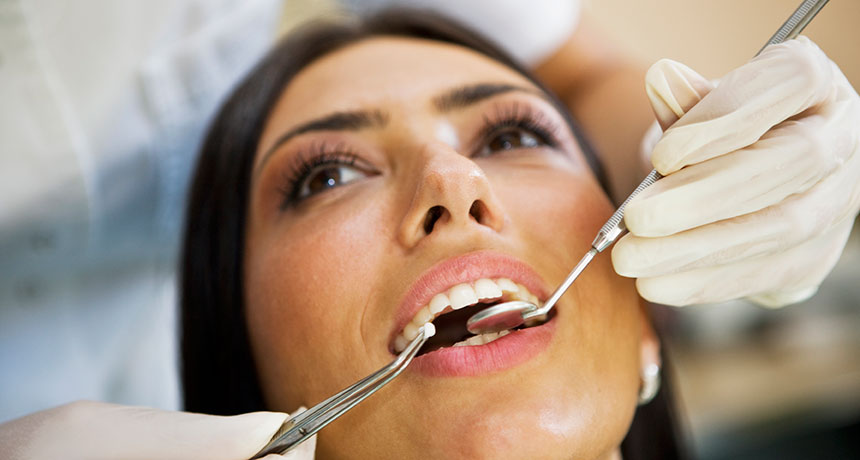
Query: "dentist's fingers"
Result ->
[[624, 103, 858, 237], [636, 59, 712, 179], [633, 220, 853, 307], [649, 37, 836, 175], [746, 286, 821, 309], [0, 401, 289, 460], [645, 59, 713, 130], [614, 141, 860, 277]]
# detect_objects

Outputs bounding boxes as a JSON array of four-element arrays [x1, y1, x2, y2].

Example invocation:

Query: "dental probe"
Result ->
[[251, 324, 435, 458], [467, 0, 831, 335]]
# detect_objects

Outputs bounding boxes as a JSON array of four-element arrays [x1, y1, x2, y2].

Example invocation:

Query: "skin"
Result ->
[[244, 37, 659, 459]]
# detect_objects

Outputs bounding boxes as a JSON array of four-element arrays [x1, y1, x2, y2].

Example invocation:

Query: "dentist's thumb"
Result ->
[[645, 58, 713, 130]]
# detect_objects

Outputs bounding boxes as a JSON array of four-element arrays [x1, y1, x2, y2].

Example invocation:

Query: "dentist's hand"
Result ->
[[0, 400, 316, 460], [612, 37, 860, 307]]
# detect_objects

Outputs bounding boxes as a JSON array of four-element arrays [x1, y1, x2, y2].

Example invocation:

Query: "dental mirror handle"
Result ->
[[759, 0, 829, 55], [523, 169, 662, 320], [591, 169, 662, 252]]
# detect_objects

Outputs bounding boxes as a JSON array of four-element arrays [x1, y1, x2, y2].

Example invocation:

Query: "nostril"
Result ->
[[469, 200, 486, 223], [424, 206, 444, 234]]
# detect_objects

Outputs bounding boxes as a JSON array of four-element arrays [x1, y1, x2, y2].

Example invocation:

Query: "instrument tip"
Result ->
[[422, 323, 436, 338]]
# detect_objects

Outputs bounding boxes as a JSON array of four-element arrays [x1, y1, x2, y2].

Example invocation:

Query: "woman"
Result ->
[[181, 9, 683, 459]]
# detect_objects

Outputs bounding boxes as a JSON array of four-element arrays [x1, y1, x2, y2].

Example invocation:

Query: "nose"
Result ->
[[397, 143, 506, 248]]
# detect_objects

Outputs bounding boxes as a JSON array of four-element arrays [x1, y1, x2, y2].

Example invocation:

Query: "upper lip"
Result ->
[[390, 250, 550, 347]]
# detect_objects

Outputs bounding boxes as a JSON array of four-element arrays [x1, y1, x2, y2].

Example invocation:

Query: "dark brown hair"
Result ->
[[181, 8, 682, 459]]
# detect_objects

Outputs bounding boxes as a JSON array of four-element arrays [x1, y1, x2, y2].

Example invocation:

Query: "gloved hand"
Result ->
[[0, 400, 316, 460], [612, 36, 860, 307]]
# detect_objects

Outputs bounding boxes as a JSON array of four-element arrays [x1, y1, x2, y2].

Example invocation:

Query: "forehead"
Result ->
[[258, 37, 538, 151]]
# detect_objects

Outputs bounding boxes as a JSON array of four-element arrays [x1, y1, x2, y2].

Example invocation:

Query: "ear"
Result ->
[[638, 299, 661, 372]]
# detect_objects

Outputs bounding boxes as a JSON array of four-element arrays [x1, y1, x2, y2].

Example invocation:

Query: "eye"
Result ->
[[296, 163, 366, 200], [476, 124, 554, 158], [486, 127, 543, 152], [473, 104, 562, 159]]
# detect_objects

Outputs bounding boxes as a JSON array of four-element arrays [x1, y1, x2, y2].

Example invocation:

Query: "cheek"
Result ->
[[244, 198, 389, 407], [492, 160, 613, 256], [492, 160, 643, 439]]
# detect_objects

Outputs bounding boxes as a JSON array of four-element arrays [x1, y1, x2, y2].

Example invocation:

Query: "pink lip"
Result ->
[[390, 250, 556, 376], [392, 251, 550, 341]]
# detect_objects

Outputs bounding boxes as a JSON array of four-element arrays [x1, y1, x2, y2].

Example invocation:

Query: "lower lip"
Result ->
[[409, 316, 557, 377]]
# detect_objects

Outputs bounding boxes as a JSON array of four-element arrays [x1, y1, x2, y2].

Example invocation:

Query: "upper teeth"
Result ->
[[393, 278, 540, 352]]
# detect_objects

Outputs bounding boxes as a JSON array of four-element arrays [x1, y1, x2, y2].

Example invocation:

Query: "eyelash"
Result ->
[[279, 105, 563, 208], [474, 103, 563, 153], [279, 143, 362, 208]]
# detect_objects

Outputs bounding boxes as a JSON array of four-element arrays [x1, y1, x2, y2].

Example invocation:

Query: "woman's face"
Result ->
[[245, 37, 656, 459]]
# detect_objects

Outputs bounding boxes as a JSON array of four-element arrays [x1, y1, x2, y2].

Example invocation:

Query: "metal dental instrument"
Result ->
[[251, 324, 435, 458], [467, 0, 830, 335]]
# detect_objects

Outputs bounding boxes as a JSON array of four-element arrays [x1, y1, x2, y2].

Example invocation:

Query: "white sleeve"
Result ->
[[342, 0, 580, 66]]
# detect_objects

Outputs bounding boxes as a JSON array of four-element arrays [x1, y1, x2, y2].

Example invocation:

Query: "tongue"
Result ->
[[419, 302, 495, 355]]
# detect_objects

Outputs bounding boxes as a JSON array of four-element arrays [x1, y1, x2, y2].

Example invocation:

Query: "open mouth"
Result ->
[[392, 278, 547, 356]]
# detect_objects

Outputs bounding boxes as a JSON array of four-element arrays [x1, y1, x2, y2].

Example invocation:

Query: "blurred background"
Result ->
[[2, 0, 858, 458]]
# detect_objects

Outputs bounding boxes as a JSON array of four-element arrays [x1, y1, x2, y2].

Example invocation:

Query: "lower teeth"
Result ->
[[452, 329, 511, 347]]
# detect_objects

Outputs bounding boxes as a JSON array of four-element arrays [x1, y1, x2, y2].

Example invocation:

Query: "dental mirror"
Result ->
[[466, 249, 596, 334], [465, 300, 538, 334]]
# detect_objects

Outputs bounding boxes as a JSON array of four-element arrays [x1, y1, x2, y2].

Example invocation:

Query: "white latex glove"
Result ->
[[612, 37, 860, 307], [0, 401, 316, 460]]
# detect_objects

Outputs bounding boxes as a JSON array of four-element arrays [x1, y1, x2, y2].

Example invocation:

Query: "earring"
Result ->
[[638, 363, 661, 405]]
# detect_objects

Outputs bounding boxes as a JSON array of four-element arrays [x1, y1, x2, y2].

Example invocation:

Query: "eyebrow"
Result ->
[[254, 83, 539, 177], [433, 82, 537, 112], [255, 110, 388, 177]]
